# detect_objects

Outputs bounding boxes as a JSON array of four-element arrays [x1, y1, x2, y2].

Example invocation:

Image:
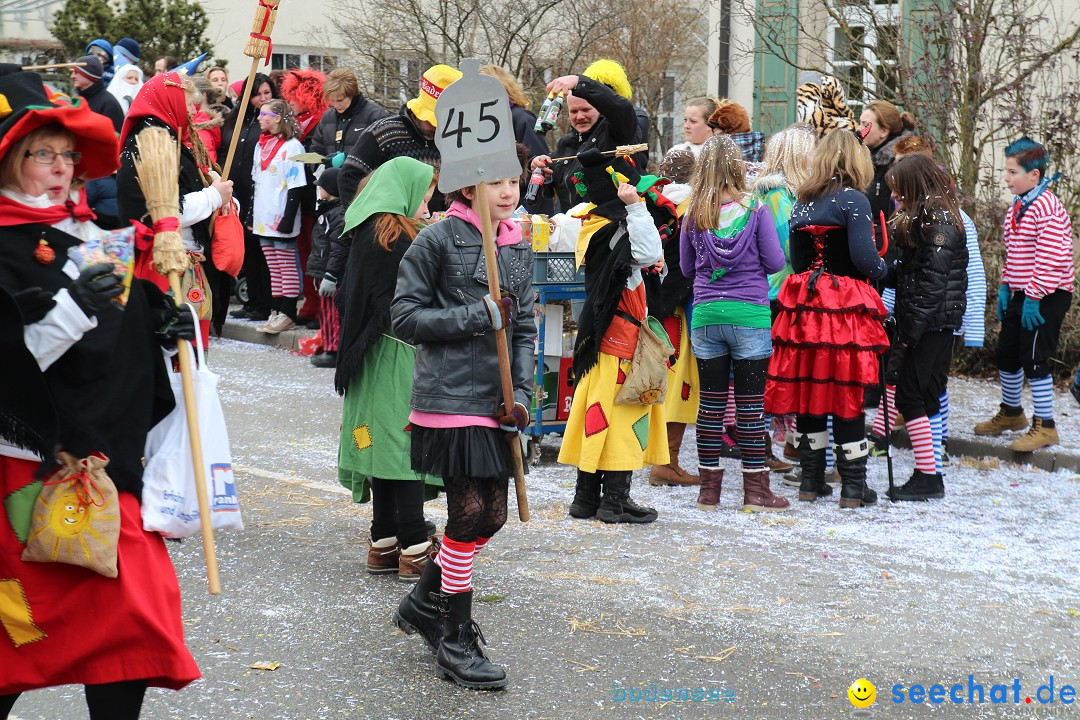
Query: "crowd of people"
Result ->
[[0, 35, 1075, 714]]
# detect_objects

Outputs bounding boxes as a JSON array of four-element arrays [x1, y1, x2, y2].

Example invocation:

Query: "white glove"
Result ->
[[318, 277, 337, 297]]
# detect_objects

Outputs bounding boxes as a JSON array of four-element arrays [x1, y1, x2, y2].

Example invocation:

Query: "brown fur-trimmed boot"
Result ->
[[696, 467, 724, 511], [742, 469, 790, 512]]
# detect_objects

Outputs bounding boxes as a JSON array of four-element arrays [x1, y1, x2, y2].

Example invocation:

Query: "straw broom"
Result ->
[[133, 126, 222, 595]]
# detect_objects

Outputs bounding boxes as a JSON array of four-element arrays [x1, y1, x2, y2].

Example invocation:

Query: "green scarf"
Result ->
[[341, 157, 434, 235]]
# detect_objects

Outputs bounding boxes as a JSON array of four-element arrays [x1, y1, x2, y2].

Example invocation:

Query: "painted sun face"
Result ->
[[50, 491, 90, 536]]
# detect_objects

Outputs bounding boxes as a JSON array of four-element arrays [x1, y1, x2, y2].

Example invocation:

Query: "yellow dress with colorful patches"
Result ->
[[557, 352, 669, 473], [661, 306, 700, 424]]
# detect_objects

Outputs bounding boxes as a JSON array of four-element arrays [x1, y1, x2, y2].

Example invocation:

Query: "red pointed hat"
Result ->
[[0, 65, 119, 181]]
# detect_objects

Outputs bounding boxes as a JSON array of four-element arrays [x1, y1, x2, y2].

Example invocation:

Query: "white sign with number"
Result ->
[[434, 57, 522, 194]]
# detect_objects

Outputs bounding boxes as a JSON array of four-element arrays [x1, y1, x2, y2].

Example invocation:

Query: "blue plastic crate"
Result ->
[[533, 252, 584, 285]]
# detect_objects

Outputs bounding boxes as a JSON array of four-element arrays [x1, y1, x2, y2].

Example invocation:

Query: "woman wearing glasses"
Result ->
[[0, 68, 200, 719]]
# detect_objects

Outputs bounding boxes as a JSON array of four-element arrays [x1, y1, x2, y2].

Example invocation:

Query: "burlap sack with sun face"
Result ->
[[21, 452, 120, 578], [615, 316, 675, 405]]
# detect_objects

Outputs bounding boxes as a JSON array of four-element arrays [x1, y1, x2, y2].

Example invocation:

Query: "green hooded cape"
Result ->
[[341, 156, 435, 235]]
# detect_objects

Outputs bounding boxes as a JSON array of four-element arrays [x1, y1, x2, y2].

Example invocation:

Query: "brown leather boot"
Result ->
[[367, 537, 400, 574], [764, 433, 794, 473], [696, 467, 724, 510], [742, 469, 790, 512], [398, 536, 441, 582], [649, 422, 700, 486]]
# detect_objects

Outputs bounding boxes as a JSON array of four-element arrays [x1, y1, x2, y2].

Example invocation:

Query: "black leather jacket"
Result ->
[[392, 216, 536, 415], [893, 219, 968, 344]]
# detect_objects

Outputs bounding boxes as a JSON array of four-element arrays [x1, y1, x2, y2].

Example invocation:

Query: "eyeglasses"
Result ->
[[24, 149, 82, 165], [258, 111, 280, 118]]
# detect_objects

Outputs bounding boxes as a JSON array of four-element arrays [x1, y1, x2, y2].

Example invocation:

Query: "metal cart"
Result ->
[[527, 252, 585, 463]]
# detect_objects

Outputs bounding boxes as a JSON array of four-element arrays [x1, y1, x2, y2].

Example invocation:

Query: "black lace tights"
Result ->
[[442, 475, 509, 544]]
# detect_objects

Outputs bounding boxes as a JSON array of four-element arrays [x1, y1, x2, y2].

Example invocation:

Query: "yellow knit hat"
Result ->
[[406, 64, 463, 127], [583, 59, 632, 100]]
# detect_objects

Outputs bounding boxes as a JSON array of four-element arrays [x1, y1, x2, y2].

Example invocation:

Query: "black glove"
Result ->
[[156, 305, 198, 349], [70, 262, 123, 315], [12, 287, 57, 325], [884, 342, 908, 386]]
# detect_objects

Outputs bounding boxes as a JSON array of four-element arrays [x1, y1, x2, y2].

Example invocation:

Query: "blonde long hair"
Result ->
[[479, 65, 530, 109], [797, 129, 873, 203], [753, 124, 817, 193], [686, 135, 748, 229]]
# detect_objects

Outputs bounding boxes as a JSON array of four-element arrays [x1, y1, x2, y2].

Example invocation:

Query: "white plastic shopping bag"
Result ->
[[142, 304, 243, 538]]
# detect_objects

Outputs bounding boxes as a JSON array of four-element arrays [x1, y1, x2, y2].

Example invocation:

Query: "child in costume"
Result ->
[[869, 135, 987, 467], [558, 147, 677, 524], [334, 158, 440, 578], [250, 99, 307, 334], [973, 137, 1073, 451], [681, 135, 788, 512], [306, 168, 344, 368], [765, 129, 888, 509], [881, 155, 968, 500], [646, 147, 701, 488], [391, 150, 534, 690]]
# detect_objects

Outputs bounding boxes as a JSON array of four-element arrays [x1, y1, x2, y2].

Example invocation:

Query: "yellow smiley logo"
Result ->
[[848, 678, 877, 708]]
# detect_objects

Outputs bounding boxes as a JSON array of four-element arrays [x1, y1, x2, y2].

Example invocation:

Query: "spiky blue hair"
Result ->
[[1005, 136, 1049, 174]]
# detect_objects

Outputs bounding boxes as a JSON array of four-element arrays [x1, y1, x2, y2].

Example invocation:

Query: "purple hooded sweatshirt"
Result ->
[[679, 203, 785, 309]]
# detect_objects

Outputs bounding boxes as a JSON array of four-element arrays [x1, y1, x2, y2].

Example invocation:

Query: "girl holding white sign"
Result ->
[[391, 147, 534, 690]]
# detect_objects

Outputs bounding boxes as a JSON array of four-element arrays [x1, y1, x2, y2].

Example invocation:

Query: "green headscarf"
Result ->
[[341, 156, 435, 235]]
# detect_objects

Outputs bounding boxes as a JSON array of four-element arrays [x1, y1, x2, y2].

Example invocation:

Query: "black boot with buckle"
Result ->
[[433, 590, 507, 690]]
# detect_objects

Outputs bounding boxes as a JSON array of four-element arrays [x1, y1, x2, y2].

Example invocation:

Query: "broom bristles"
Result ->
[[133, 127, 189, 278], [244, 0, 283, 59]]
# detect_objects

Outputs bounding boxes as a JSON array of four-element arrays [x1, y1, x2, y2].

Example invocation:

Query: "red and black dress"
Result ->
[[766, 187, 889, 420]]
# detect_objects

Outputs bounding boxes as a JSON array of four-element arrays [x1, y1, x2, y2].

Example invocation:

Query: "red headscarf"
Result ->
[[119, 72, 191, 147]]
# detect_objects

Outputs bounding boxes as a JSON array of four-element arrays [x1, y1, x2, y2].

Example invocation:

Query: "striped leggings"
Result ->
[[258, 237, 301, 298], [697, 355, 769, 470], [320, 292, 340, 352]]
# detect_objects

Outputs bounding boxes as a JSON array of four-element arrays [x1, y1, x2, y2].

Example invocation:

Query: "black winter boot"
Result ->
[[888, 470, 945, 501], [568, 470, 602, 519], [595, 471, 657, 524], [796, 431, 832, 502], [433, 591, 507, 690], [393, 558, 443, 652], [836, 439, 876, 508]]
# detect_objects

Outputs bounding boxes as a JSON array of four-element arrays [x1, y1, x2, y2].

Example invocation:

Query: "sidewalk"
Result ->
[[218, 311, 1080, 474]]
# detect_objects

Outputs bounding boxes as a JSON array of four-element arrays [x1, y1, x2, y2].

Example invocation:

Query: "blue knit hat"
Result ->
[[114, 38, 141, 66], [85, 39, 113, 60]]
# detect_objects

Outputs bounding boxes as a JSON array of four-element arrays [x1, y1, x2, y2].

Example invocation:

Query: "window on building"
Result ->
[[372, 57, 423, 107], [827, 1, 899, 114], [270, 51, 341, 72]]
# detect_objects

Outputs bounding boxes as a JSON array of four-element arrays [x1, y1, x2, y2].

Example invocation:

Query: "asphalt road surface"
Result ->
[[10, 339, 1079, 720]]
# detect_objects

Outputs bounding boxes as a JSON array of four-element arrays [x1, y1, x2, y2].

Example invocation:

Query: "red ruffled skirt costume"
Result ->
[[765, 226, 889, 420]]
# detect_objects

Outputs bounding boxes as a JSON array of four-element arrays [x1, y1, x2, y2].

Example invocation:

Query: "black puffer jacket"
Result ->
[[893, 218, 968, 345], [392, 216, 535, 415], [307, 199, 343, 280], [309, 93, 390, 161]]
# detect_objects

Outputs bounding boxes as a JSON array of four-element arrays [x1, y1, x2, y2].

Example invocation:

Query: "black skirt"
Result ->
[[410, 424, 514, 480]]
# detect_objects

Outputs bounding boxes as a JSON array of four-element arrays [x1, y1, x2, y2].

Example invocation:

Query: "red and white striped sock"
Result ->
[[435, 537, 475, 594], [473, 536, 490, 555], [906, 415, 936, 473], [872, 385, 897, 437]]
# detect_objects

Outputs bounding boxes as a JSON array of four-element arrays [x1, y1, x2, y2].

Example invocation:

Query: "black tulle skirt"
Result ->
[[410, 424, 514, 480]]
